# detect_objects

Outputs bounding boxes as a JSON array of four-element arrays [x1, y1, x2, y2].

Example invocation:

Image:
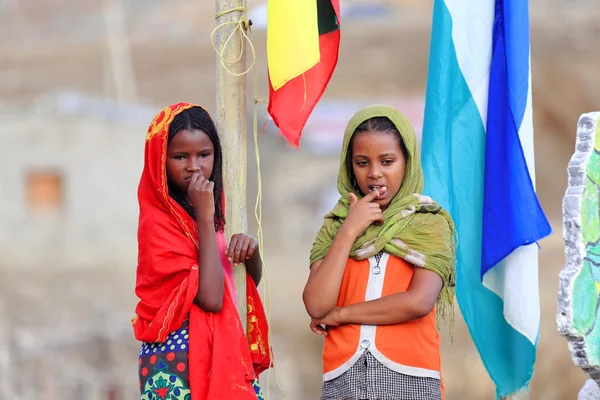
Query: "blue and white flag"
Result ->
[[421, 0, 552, 397]]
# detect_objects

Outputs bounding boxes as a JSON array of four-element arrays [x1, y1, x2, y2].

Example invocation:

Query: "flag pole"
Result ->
[[102, 0, 138, 104], [214, 0, 248, 329]]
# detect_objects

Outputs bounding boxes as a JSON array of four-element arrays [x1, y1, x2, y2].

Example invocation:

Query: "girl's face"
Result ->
[[166, 129, 215, 193], [350, 129, 407, 210]]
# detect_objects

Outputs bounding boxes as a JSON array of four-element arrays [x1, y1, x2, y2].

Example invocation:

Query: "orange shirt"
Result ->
[[322, 253, 442, 384]]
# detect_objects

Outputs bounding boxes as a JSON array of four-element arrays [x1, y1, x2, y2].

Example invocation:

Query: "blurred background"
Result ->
[[0, 0, 598, 398]]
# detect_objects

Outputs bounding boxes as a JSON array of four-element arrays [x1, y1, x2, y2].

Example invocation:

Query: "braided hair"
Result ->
[[346, 117, 409, 194], [167, 106, 225, 232]]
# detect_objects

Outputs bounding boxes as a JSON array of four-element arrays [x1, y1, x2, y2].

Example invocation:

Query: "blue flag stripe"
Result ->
[[481, 0, 552, 277]]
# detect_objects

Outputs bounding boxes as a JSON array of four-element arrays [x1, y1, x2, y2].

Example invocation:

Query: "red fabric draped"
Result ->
[[132, 103, 271, 399]]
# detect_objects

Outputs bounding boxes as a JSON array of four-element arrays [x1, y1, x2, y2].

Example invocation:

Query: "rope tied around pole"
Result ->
[[212, 6, 256, 77]]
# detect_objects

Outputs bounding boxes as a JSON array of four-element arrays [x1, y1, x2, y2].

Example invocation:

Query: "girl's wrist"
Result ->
[[196, 217, 216, 229], [338, 224, 358, 241], [335, 306, 349, 325]]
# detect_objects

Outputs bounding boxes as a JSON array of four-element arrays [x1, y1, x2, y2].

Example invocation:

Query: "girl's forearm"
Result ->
[[245, 250, 262, 286], [194, 220, 224, 312], [338, 292, 432, 326]]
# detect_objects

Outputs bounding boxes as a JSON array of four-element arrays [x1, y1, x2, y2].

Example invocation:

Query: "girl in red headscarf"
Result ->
[[132, 103, 271, 400]]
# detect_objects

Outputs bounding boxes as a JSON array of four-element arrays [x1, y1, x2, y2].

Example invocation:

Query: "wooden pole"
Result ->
[[0, 299, 14, 399], [215, 0, 248, 328], [102, 0, 138, 104]]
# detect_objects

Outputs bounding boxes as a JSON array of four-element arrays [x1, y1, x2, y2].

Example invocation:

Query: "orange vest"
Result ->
[[322, 253, 442, 385]]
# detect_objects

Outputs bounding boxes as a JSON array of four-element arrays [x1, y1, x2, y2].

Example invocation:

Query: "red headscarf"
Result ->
[[132, 103, 271, 399]]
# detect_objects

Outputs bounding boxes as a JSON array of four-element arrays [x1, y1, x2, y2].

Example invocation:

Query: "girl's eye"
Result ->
[[200, 153, 210, 158], [356, 161, 368, 167], [174, 155, 185, 160], [382, 159, 393, 165]]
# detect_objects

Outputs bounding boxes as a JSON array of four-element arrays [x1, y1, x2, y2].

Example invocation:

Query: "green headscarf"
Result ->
[[309, 105, 456, 329]]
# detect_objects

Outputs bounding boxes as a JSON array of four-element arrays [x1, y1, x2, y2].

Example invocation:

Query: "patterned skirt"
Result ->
[[320, 351, 442, 400], [138, 320, 264, 399]]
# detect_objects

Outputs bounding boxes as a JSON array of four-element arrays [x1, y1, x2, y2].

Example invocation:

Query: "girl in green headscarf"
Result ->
[[303, 105, 456, 400]]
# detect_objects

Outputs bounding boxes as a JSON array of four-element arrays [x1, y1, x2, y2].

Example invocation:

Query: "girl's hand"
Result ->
[[309, 319, 329, 336], [227, 234, 258, 266], [188, 171, 215, 223], [313, 307, 343, 329], [342, 191, 384, 238]]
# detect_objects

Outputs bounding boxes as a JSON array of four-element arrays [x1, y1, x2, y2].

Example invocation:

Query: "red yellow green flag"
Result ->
[[267, 0, 341, 147]]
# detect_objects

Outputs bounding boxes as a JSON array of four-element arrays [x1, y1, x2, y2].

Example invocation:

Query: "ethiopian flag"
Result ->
[[267, 0, 341, 147]]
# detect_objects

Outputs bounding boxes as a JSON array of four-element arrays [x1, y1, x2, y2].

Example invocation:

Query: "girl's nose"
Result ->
[[368, 167, 382, 178]]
